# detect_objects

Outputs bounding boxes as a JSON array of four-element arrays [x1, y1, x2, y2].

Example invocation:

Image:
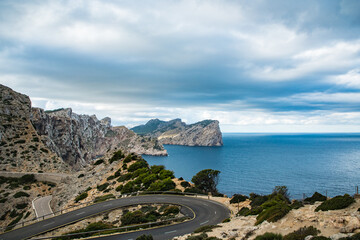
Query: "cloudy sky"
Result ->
[[1, 0, 360, 132]]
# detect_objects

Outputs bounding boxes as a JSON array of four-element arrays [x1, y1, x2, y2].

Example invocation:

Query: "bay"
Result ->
[[143, 133, 360, 199]]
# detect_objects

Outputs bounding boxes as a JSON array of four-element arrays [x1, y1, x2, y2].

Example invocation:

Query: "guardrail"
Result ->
[[30, 216, 190, 240], [1, 190, 206, 233]]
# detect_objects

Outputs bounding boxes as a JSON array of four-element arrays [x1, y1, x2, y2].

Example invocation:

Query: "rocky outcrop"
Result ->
[[131, 118, 223, 146], [0, 84, 70, 172], [31, 108, 167, 169]]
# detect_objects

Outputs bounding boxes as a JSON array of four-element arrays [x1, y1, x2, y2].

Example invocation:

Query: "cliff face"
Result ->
[[31, 108, 167, 169], [0, 84, 167, 171], [0, 84, 70, 172], [131, 119, 223, 146]]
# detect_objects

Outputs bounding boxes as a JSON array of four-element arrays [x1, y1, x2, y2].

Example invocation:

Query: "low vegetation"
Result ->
[[94, 194, 115, 203], [230, 194, 248, 204], [194, 225, 220, 233], [254, 226, 321, 240], [304, 192, 327, 204], [315, 194, 355, 211]]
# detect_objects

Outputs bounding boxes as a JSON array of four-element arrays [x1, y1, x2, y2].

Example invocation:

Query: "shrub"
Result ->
[[132, 168, 149, 178], [94, 194, 115, 203], [14, 191, 30, 198], [9, 209, 18, 218], [75, 192, 88, 202], [109, 150, 124, 164], [304, 192, 327, 204], [184, 187, 204, 194], [315, 194, 355, 212], [117, 173, 132, 182], [181, 181, 191, 188], [142, 174, 158, 188], [255, 233, 283, 240], [97, 183, 110, 192], [116, 185, 123, 192], [148, 178, 175, 191], [20, 174, 36, 184], [121, 210, 147, 225], [163, 206, 180, 215], [136, 235, 153, 240], [107, 175, 116, 181], [15, 203, 28, 209], [128, 160, 148, 172], [0, 198, 7, 203], [121, 181, 140, 194], [159, 169, 175, 179], [222, 218, 230, 223], [290, 200, 304, 209], [78, 174, 85, 178], [230, 194, 249, 204], [272, 186, 290, 203], [6, 213, 23, 231], [150, 165, 165, 174], [194, 225, 220, 233], [23, 186, 31, 190], [186, 233, 209, 240], [123, 154, 133, 163], [14, 139, 26, 144], [256, 202, 291, 225], [250, 193, 269, 208], [283, 226, 320, 240], [40, 148, 49, 153], [94, 159, 104, 165]]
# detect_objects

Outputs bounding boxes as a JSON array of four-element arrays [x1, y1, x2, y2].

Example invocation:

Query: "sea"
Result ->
[[143, 133, 360, 199]]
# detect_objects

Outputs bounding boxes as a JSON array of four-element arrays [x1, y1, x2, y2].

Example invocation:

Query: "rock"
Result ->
[[131, 118, 223, 146], [330, 233, 352, 240], [305, 235, 314, 240]]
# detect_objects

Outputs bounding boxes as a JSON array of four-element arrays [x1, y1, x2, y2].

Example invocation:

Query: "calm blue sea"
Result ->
[[143, 133, 360, 199]]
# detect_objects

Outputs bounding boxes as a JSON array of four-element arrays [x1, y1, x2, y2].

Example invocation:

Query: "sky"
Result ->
[[1, 0, 360, 132]]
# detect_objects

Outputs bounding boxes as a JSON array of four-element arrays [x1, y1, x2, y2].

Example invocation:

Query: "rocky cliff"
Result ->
[[31, 108, 167, 169], [0, 84, 70, 172], [1, 84, 167, 171], [131, 118, 223, 146]]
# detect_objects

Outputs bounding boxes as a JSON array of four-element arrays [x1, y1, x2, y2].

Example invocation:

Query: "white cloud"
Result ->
[[330, 68, 360, 88]]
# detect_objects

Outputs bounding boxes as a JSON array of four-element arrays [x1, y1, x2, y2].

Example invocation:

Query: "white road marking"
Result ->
[[165, 230, 177, 234], [202, 203, 209, 206], [76, 211, 86, 216], [43, 221, 55, 227], [200, 220, 209, 225], [215, 211, 217, 214], [156, 197, 165, 200]]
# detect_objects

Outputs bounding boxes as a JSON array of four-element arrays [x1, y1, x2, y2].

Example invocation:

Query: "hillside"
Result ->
[[131, 118, 223, 146]]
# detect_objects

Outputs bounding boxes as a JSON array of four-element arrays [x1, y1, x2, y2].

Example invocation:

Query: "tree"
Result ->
[[272, 186, 290, 203], [191, 169, 220, 194]]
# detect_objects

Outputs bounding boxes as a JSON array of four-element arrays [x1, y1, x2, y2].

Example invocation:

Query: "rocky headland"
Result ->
[[131, 118, 223, 146]]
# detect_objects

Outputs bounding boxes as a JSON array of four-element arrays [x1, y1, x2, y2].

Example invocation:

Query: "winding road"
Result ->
[[0, 195, 230, 240]]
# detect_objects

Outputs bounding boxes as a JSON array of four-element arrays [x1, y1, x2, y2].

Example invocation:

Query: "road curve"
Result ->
[[0, 195, 230, 240], [33, 196, 54, 219]]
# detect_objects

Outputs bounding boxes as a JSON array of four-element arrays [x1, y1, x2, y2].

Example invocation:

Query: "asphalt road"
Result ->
[[33, 196, 54, 219], [0, 195, 230, 240]]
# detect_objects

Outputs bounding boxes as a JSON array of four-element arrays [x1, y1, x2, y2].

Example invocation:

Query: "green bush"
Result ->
[[121, 181, 140, 194], [132, 168, 149, 178], [13, 191, 30, 198], [163, 206, 180, 215], [117, 173, 133, 182], [75, 192, 88, 202], [159, 169, 175, 179], [142, 174, 158, 188], [256, 202, 291, 225], [107, 175, 116, 181], [0, 198, 7, 203], [116, 185, 123, 192], [97, 183, 110, 192], [128, 160, 148, 172], [186, 233, 209, 240], [222, 218, 230, 223], [6, 213, 23, 231], [250, 193, 269, 208], [315, 194, 355, 212], [20, 174, 36, 184], [230, 194, 249, 204], [78, 174, 85, 178], [136, 235, 153, 240], [148, 178, 175, 191], [181, 181, 191, 188], [150, 165, 165, 174], [184, 187, 204, 194], [94, 194, 115, 203], [123, 154, 133, 163], [237, 207, 250, 216], [15, 203, 28, 209], [23, 185, 31, 190], [283, 226, 320, 240], [109, 150, 124, 164], [304, 192, 327, 204], [121, 210, 147, 225], [255, 233, 283, 240], [290, 200, 304, 209], [194, 225, 220, 233], [14, 139, 26, 144], [94, 159, 104, 165], [9, 209, 18, 218]]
